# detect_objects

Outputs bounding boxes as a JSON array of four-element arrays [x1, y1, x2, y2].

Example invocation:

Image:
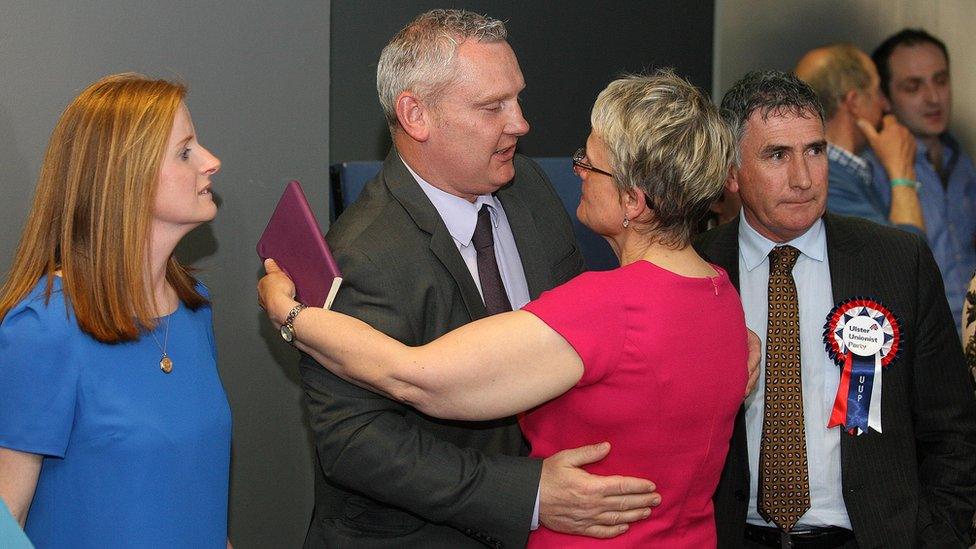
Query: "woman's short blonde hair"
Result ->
[[591, 70, 735, 246], [0, 73, 206, 342]]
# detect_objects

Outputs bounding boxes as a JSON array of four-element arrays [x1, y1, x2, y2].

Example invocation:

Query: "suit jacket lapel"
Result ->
[[382, 150, 488, 320], [823, 214, 866, 304], [823, 214, 870, 475], [496, 184, 549, 298]]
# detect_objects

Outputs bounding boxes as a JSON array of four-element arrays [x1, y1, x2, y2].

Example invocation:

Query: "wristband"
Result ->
[[890, 178, 920, 191]]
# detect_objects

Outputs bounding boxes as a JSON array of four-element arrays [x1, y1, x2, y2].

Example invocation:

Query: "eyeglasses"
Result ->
[[572, 147, 614, 178]]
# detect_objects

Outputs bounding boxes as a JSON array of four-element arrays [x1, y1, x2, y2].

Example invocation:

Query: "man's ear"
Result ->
[[395, 92, 430, 142], [880, 93, 892, 114], [842, 88, 861, 116], [725, 164, 740, 194]]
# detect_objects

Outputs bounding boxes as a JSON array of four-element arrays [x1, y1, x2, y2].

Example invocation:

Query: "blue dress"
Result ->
[[0, 276, 231, 548]]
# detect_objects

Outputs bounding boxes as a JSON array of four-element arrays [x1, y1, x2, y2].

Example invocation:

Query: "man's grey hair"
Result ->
[[720, 70, 825, 165], [591, 70, 735, 247], [376, 9, 507, 131], [799, 44, 872, 120]]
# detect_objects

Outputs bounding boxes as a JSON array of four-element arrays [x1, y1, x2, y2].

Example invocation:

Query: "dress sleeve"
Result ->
[[0, 295, 78, 457], [522, 271, 625, 386]]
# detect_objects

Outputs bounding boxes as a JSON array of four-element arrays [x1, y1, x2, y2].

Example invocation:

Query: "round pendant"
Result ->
[[160, 355, 173, 374]]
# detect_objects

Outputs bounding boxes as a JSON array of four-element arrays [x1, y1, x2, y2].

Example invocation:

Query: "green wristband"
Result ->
[[890, 178, 920, 190]]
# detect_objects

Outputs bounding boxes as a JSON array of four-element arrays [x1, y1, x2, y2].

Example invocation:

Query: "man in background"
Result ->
[[868, 29, 976, 331], [796, 43, 925, 235]]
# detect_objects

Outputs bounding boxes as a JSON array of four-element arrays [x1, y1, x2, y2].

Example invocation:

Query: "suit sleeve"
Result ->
[[299, 246, 540, 546], [909, 237, 976, 546]]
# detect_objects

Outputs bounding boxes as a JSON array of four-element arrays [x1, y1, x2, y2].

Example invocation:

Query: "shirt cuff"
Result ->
[[531, 485, 541, 530]]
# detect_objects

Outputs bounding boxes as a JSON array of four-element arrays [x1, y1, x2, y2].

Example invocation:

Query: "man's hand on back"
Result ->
[[539, 442, 660, 538]]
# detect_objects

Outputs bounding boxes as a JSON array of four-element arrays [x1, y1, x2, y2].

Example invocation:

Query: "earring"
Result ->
[[622, 217, 630, 228]]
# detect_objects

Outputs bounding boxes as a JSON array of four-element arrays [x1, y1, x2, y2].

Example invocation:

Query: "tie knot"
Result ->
[[471, 205, 494, 250], [769, 245, 800, 274]]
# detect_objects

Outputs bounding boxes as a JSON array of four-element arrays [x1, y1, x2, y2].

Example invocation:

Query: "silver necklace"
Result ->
[[149, 315, 173, 374]]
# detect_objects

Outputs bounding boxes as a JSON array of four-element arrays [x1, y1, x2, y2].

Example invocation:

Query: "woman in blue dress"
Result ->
[[0, 74, 232, 548]]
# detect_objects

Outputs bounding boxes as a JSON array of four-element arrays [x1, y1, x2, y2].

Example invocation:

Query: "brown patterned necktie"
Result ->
[[472, 205, 512, 315], [758, 245, 810, 532]]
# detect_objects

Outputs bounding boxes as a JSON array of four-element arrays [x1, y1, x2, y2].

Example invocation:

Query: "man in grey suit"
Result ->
[[697, 71, 976, 548], [298, 10, 658, 548]]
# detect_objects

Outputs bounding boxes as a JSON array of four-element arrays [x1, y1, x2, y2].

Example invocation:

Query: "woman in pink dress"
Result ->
[[260, 71, 750, 547]]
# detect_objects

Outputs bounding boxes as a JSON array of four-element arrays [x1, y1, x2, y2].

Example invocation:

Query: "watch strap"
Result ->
[[281, 303, 308, 342]]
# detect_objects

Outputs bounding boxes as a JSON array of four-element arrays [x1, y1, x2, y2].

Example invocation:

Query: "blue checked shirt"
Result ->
[[864, 134, 976, 333]]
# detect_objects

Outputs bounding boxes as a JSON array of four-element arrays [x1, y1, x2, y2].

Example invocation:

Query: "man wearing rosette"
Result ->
[[696, 70, 976, 548]]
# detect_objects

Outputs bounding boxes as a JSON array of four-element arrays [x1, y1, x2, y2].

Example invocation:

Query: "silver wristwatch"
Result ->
[[280, 303, 308, 344]]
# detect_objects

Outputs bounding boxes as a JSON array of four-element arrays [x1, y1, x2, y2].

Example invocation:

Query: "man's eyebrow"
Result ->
[[472, 84, 525, 105], [759, 144, 791, 156], [473, 94, 506, 105], [807, 139, 827, 149]]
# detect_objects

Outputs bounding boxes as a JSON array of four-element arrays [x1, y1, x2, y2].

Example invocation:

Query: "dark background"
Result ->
[[330, 1, 715, 161]]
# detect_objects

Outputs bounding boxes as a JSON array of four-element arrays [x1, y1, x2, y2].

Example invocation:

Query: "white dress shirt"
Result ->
[[404, 161, 531, 309], [737, 213, 852, 529]]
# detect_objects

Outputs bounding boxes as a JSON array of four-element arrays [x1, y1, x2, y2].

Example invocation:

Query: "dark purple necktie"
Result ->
[[472, 205, 512, 315]]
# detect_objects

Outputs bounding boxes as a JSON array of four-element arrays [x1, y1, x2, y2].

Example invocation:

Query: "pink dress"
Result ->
[[521, 260, 747, 547]]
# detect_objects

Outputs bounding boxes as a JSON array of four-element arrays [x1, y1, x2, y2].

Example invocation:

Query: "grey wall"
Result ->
[[330, 0, 716, 162], [0, 2, 329, 547]]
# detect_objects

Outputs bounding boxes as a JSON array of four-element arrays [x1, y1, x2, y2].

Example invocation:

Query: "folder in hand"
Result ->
[[257, 180, 342, 309]]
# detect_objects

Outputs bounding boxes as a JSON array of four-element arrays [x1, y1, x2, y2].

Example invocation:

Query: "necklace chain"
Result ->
[[149, 314, 173, 374]]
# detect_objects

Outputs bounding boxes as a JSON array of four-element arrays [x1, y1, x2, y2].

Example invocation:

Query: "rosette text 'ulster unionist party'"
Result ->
[[823, 298, 902, 435]]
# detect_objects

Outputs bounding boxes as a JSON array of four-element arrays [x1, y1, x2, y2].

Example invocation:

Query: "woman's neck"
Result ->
[[148, 230, 180, 316], [617, 234, 716, 277]]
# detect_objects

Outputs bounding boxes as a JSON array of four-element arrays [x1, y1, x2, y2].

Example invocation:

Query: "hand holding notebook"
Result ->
[[257, 180, 342, 309]]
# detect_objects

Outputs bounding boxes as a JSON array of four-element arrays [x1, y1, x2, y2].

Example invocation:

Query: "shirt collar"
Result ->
[[401, 158, 498, 247], [738, 212, 827, 272], [915, 132, 958, 167], [827, 142, 868, 172]]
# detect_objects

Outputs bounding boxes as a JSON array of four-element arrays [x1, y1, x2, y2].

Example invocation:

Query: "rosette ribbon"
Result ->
[[823, 298, 901, 436]]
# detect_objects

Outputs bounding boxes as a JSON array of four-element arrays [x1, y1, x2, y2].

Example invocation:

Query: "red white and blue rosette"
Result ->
[[822, 297, 902, 436]]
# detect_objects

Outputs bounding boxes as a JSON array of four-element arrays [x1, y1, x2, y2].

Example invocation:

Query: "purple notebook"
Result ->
[[257, 180, 342, 309]]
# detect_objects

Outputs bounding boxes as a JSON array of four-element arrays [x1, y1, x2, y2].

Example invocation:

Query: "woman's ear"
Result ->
[[624, 186, 649, 222], [395, 92, 430, 142]]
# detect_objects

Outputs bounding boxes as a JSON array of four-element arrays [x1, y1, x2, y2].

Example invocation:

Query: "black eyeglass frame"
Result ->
[[572, 147, 614, 179]]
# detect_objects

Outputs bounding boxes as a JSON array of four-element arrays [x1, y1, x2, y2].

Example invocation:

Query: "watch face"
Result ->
[[280, 324, 295, 343]]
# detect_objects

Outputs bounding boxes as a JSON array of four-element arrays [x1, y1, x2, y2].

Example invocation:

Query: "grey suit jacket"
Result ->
[[300, 150, 585, 548], [696, 214, 976, 548]]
